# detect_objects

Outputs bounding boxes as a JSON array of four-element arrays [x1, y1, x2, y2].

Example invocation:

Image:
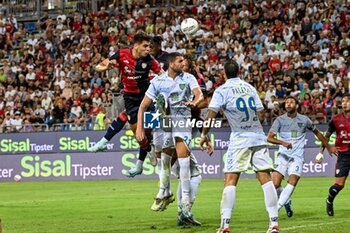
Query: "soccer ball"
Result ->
[[14, 174, 21, 182], [180, 18, 199, 36]]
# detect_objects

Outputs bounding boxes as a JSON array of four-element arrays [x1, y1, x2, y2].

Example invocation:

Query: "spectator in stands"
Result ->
[[314, 100, 327, 124], [1, 112, 11, 132], [10, 111, 23, 132], [0, 0, 348, 134], [93, 107, 110, 130], [265, 84, 276, 106], [30, 112, 45, 132], [48, 101, 66, 129]]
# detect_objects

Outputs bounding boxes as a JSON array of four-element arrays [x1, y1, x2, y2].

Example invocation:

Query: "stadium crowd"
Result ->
[[0, 0, 349, 133]]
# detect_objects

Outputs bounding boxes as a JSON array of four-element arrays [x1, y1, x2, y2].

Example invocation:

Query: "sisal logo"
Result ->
[[0, 139, 54, 153]]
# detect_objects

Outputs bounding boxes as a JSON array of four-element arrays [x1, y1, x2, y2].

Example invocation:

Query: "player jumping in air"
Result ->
[[136, 52, 204, 226], [88, 32, 162, 177]]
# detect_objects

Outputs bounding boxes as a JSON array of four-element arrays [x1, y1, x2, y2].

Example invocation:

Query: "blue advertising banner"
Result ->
[[0, 148, 336, 182], [0, 125, 332, 155], [0, 126, 336, 181]]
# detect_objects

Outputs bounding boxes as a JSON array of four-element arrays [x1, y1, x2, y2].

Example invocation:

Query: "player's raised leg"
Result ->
[[88, 111, 128, 152], [127, 124, 154, 177]]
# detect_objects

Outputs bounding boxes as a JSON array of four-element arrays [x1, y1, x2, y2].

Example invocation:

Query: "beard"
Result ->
[[173, 67, 183, 75]]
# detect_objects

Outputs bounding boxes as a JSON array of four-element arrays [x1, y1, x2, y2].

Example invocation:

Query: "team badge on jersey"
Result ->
[[179, 84, 185, 90], [297, 123, 305, 128], [141, 63, 147, 69]]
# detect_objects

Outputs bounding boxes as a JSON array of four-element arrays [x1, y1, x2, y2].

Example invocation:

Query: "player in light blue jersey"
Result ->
[[267, 96, 336, 217], [136, 52, 204, 226], [200, 60, 279, 233]]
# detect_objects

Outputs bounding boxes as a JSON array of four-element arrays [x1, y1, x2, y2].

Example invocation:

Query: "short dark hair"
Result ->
[[224, 60, 239, 79], [167, 52, 182, 63], [152, 36, 163, 45], [133, 31, 152, 44], [343, 94, 350, 99], [285, 96, 298, 104]]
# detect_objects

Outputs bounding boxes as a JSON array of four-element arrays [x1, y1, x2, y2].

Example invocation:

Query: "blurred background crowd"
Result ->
[[0, 0, 349, 133]]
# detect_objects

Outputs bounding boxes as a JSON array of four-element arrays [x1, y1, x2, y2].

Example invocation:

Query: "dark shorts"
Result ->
[[335, 153, 350, 177], [123, 93, 154, 125]]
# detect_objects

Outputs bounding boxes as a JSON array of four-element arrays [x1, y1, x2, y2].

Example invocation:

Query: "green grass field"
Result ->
[[0, 177, 349, 233]]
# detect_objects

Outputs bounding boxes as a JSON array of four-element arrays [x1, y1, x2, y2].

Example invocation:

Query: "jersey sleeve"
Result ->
[[197, 75, 208, 97], [145, 79, 158, 100], [208, 89, 224, 113], [151, 58, 162, 74], [252, 87, 264, 111], [109, 50, 120, 61], [188, 74, 200, 90], [269, 117, 281, 134], [305, 116, 316, 131], [327, 119, 336, 134]]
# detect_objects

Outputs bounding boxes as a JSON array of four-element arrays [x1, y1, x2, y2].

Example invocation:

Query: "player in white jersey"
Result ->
[[136, 52, 204, 225], [267, 96, 336, 217], [200, 60, 279, 233], [150, 55, 205, 224]]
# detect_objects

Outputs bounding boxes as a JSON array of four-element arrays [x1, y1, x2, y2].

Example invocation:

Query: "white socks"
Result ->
[[177, 174, 202, 213], [190, 175, 202, 207], [157, 158, 161, 170], [220, 185, 236, 229], [276, 185, 283, 197], [178, 157, 191, 209], [262, 181, 279, 227], [278, 183, 295, 209], [156, 154, 171, 199], [177, 182, 182, 213], [135, 159, 143, 169], [100, 137, 108, 143]]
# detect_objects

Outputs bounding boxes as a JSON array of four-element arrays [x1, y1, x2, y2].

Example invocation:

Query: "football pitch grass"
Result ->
[[0, 177, 350, 233]]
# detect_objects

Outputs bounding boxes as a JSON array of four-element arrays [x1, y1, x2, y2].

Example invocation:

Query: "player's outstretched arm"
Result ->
[[315, 129, 334, 164], [184, 87, 203, 109], [199, 109, 217, 155], [95, 58, 117, 72], [195, 96, 208, 109], [136, 96, 153, 142], [267, 132, 292, 149], [313, 128, 338, 157]]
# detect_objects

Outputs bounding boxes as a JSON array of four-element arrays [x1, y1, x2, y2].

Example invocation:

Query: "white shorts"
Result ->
[[274, 153, 303, 177], [153, 128, 173, 152], [159, 115, 192, 150], [172, 130, 192, 150], [224, 145, 272, 173], [153, 130, 191, 151]]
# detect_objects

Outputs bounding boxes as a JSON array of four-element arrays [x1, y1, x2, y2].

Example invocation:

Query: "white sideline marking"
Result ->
[[246, 219, 350, 233], [282, 219, 350, 231]]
